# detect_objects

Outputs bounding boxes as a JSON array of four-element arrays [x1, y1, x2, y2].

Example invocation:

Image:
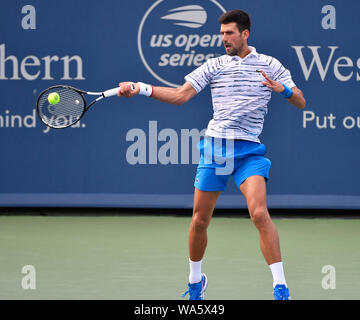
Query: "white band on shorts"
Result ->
[[138, 82, 153, 96]]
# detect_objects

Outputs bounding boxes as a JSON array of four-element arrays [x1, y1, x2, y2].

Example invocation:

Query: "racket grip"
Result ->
[[103, 84, 135, 98], [103, 87, 120, 98]]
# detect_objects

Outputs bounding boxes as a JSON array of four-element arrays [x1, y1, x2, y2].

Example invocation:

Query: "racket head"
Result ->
[[36, 85, 87, 129]]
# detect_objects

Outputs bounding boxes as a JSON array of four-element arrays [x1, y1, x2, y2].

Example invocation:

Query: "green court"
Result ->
[[1, 213, 359, 300]]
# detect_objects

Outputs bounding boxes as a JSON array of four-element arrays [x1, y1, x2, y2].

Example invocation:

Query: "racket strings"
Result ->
[[37, 87, 85, 128]]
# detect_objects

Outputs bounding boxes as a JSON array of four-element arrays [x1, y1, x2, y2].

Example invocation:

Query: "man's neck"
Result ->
[[238, 46, 251, 59]]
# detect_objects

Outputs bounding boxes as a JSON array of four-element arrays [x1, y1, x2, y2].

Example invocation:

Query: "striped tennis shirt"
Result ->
[[184, 46, 296, 143]]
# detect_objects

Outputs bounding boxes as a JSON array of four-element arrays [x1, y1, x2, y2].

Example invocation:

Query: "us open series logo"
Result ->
[[137, 0, 226, 87]]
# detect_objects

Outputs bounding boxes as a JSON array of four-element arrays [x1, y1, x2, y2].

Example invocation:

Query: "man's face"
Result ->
[[220, 22, 248, 56]]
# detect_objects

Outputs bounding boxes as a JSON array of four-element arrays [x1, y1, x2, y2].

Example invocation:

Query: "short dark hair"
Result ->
[[218, 9, 251, 33]]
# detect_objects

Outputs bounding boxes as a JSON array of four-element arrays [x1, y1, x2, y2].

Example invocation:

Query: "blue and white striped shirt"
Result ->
[[185, 46, 296, 143]]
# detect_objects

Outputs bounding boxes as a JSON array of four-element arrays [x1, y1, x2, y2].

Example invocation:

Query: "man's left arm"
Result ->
[[260, 70, 306, 110]]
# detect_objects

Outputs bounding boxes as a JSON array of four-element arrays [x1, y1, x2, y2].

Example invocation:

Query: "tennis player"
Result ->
[[118, 9, 306, 300]]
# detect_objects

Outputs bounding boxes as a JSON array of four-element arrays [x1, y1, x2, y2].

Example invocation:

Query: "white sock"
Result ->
[[189, 259, 202, 284], [269, 262, 287, 288]]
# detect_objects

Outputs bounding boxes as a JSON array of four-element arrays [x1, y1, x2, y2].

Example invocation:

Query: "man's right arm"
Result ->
[[118, 81, 197, 106]]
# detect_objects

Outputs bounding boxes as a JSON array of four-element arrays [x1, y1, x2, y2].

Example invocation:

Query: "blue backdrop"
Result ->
[[1, 0, 359, 209]]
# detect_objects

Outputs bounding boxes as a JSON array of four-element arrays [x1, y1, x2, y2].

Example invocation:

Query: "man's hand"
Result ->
[[259, 70, 284, 93], [118, 82, 140, 98], [258, 70, 306, 109]]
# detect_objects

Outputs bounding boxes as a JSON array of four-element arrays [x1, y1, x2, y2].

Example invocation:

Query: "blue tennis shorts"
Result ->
[[194, 136, 271, 192]]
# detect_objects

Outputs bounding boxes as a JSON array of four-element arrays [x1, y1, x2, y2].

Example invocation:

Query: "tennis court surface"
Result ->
[[1, 212, 359, 300]]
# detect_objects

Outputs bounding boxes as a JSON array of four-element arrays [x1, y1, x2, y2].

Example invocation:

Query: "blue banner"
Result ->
[[0, 0, 359, 209]]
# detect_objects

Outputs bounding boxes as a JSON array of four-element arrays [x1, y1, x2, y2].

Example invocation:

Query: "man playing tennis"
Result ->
[[118, 9, 306, 300]]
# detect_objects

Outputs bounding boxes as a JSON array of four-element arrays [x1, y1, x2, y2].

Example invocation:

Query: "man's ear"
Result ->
[[242, 29, 250, 40]]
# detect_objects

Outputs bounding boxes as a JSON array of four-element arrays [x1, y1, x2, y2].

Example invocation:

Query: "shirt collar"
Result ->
[[231, 46, 258, 61], [248, 46, 258, 57]]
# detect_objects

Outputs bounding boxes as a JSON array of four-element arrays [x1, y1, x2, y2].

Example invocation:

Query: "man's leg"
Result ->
[[189, 188, 221, 262], [182, 188, 221, 300], [240, 175, 290, 299], [239, 175, 281, 264]]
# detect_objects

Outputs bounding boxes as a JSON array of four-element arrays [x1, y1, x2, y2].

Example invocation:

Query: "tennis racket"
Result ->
[[36, 84, 134, 129]]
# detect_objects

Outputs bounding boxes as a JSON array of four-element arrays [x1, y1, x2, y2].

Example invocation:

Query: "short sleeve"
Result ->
[[184, 60, 212, 93], [184, 56, 228, 93], [270, 58, 296, 89]]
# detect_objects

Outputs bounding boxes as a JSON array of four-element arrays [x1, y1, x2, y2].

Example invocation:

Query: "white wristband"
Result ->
[[138, 82, 153, 96]]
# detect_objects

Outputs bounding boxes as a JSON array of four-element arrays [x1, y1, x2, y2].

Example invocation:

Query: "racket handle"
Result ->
[[103, 84, 135, 98], [103, 87, 120, 98]]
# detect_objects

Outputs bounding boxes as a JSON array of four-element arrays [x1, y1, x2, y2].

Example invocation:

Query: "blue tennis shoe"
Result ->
[[182, 273, 208, 300], [273, 284, 291, 300]]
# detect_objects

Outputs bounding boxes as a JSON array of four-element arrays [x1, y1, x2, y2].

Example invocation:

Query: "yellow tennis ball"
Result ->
[[48, 92, 60, 104]]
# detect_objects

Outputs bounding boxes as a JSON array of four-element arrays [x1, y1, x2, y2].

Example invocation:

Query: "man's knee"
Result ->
[[191, 211, 211, 232], [249, 206, 270, 229]]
